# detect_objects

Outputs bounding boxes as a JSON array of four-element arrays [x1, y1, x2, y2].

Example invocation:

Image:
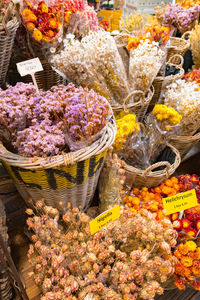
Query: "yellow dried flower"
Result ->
[[181, 256, 193, 267], [153, 104, 182, 129], [120, 12, 143, 32], [185, 241, 197, 252], [113, 114, 140, 152]]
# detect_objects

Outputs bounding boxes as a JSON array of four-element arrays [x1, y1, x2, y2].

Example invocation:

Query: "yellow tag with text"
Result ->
[[163, 189, 198, 215], [89, 205, 120, 235]]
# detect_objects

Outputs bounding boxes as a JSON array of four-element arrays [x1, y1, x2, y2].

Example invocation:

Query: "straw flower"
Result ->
[[181, 256, 193, 267], [113, 114, 140, 153], [186, 240, 197, 252], [177, 243, 189, 255]]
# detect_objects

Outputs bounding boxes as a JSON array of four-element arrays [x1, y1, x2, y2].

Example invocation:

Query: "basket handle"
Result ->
[[167, 54, 184, 68], [143, 161, 171, 178], [2, 2, 17, 35], [123, 90, 145, 111], [182, 31, 191, 40]]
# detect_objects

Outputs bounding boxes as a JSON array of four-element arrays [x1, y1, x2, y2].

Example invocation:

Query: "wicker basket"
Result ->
[[0, 201, 12, 300], [0, 120, 116, 213], [8, 25, 65, 90], [167, 31, 190, 64], [0, 17, 19, 87], [170, 131, 200, 159], [123, 144, 181, 188], [112, 86, 154, 121], [150, 55, 184, 111]]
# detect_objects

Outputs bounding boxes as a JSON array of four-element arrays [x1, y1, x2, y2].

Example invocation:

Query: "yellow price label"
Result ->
[[163, 189, 198, 215], [89, 205, 120, 235]]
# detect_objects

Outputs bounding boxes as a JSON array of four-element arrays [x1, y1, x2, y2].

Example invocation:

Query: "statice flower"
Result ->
[[14, 119, 65, 157], [0, 82, 111, 157], [0, 82, 37, 138], [63, 84, 111, 150], [163, 4, 200, 33]]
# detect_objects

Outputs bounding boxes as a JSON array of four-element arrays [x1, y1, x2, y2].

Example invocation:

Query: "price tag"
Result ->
[[89, 205, 120, 235], [17, 58, 43, 77], [163, 189, 198, 215]]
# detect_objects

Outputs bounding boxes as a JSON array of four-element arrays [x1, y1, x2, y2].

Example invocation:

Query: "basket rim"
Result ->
[[170, 131, 200, 142], [123, 143, 181, 178], [168, 36, 190, 50], [155, 65, 184, 82], [111, 85, 154, 111], [0, 119, 116, 170], [155, 54, 184, 82]]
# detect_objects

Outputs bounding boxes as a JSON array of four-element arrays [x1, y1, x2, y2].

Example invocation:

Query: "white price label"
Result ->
[[17, 58, 43, 77]]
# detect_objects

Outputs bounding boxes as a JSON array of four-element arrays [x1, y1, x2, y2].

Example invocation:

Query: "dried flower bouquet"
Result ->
[[27, 200, 178, 299]]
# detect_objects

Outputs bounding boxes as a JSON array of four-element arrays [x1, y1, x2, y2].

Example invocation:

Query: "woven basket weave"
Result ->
[[123, 144, 181, 188], [112, 86, 154, 121], [170, 131, 200, 159], [0, 201, 12, 300], [167, 31, 190, 64], [0, 120, 116, 212], [34, 58, 66, 90], [0, 17, 19, 87], [150, 55, 184, 111]]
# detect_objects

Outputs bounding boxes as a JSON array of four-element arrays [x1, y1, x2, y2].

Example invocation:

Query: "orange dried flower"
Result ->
[[49, 18, 58, 29], [26, 22, 35, 31], [22, 8, 32, 17], [192, 261, 200, 277], [178, 243, 189, 255], [25, 13, 37, 22], [174, 275, 186, 290], [48, 30, 54, 38], [41, 2, 48, 13], [174, 249, 182, 260], [195, 247, 200, 260], [42, 35, 50, 42], [175, 263, 185, 275], [33, 29, 43, 41], [65, 11, 72, 22], [181, 256, 193, 267], [185, 241, 197, 252]]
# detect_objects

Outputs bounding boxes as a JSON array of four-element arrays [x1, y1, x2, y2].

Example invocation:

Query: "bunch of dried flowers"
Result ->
[[0, 82, 111, 156], [174, 240, 200, 290], [27, 200, 178, 299]]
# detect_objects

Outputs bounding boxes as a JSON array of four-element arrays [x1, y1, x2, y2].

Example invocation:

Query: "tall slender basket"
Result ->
[[0, 4, 19, 87]]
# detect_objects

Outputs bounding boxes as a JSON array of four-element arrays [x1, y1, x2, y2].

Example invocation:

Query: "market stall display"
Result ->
[[1, 0, 200, 298]]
